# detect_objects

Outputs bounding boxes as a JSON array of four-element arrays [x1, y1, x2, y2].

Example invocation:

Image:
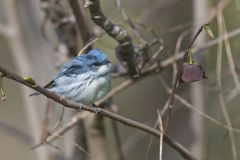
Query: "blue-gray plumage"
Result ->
[[30, 49, 111, 105]]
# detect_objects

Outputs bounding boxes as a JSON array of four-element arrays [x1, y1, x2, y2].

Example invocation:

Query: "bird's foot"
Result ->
[[59, 95, 65, 101], [79, 105, 83, 111], [90, 103, 101, 114], [94, 107, 101, 114]]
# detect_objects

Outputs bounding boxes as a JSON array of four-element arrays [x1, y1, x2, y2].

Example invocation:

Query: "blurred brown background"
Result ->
[[1, 0, 240, 160]]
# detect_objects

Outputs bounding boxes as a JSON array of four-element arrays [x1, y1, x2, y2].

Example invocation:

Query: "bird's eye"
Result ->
[[92, 62, 101, 67]]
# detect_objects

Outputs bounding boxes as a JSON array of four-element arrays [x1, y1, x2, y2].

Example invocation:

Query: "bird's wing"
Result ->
[[43, 80, 56, 88], [30, 56, 86, 96], [29, 80, 56, 96], [56, 58, 87, 78]]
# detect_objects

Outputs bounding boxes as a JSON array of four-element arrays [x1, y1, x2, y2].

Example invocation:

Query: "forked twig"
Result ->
[[160, 24, 210, 131]]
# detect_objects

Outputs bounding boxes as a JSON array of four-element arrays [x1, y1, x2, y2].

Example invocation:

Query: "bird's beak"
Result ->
[[104, 59, 111, 64]]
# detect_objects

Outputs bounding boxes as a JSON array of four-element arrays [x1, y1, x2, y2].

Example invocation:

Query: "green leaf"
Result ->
[[203, 26, 214, 39], [23, 77, 36, 85], [188, 49, 193, 64], [0, 87, 6, 101]]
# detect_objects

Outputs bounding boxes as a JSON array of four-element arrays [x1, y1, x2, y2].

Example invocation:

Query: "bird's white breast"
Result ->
[[49, 72, 111, 105]]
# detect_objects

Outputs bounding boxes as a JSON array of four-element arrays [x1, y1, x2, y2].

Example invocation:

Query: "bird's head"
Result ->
[[85, 49, 112, 77]]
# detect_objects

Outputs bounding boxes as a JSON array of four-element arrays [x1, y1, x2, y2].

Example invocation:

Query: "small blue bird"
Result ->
[[30, 49, 111, 105]]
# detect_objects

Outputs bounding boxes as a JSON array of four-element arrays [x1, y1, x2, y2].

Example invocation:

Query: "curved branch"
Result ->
[[161, 24, 209, 117], [0, 65, 197, 160], [86, 0, 138, 77]]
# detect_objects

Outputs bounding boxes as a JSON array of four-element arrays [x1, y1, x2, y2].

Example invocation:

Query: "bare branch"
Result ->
[[221, 12, 240, 102], [111, 118, 153, 160], [113, 0, 147, 46], [86, 0, 138, 77], [99, 27, 240, 108], [161, 24, 210, 122], [160, 27, 240, 68], [158, 75, 240, 134]]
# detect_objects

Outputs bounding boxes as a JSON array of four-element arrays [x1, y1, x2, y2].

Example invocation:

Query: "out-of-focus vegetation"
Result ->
[[0, 0, 240, 160]]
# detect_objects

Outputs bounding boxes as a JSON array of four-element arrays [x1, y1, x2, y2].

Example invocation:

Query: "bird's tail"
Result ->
[[29, 92, 41, 96], [29, 81, 53, 96]]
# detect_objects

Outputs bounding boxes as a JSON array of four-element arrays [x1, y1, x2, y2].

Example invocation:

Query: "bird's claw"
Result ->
[[79, 105, 83, 111], [60, 95, 65, 101], [94, 108, 101, 114]]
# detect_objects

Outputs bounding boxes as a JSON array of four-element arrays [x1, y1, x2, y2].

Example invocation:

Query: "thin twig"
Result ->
[[160, 27, 240, 69], [100, 27, 240, 107], [111, 118, 153, 160], [113, 0, 147, 45], [174, 30, 190, 80], [112, 27, 240, 79], [32, 112, 89, 148], [111, 120, 125, 160], [216, 8, 237, 160], [78, 36, 100, 55], [159, 24, 210, 134], [110, 104, 125, 160], [41, 100, 53, 143], [161, 24, 210, 118], [146, 120, 158, 160], [47, 122, 91, 159], [158, 75, 240, 134], [157, 110, 163, 160], [221, 12, 240, 102], [96, 79, 134, 105]]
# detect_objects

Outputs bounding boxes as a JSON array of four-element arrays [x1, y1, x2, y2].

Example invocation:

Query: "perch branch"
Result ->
[[0, 65, 197, 160]]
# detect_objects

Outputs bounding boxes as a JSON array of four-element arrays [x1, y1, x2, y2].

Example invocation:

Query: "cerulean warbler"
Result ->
[[30, 49, 111, 105]]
